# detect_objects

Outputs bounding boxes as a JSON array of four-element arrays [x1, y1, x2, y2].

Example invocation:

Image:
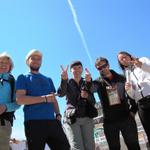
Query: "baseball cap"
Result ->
[[70, 60, 83, 69], [26, 49, 42, 63]]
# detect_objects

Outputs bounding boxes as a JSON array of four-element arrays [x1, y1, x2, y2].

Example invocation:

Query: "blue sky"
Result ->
[[0, 0, 150, 139]]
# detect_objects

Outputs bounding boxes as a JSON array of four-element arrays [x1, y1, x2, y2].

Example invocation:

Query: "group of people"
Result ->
[[0, 49, 150, 150]]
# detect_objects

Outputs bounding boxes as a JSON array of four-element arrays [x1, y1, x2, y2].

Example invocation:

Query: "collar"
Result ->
[[0, 73, 9, 80]]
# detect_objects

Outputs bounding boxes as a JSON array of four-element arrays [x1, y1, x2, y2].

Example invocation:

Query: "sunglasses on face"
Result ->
[[97, 63, 108, 71]]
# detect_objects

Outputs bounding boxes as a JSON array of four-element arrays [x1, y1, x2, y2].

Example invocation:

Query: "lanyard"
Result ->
[[132, 70, 144, 98]]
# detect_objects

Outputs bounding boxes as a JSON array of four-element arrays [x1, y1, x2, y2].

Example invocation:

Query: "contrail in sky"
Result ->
[[67, 0, 93, 65]]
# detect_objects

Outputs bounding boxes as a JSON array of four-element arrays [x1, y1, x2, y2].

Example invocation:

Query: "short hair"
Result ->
[[0, 52, 14, 72], [117, 51, 133, 71], [95, 57, 109, 68], [26, 49, 42, 64], [70, 60, 83, 69]]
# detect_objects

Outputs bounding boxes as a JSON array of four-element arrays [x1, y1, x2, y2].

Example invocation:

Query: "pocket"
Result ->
[[2, 120, 12, 137]]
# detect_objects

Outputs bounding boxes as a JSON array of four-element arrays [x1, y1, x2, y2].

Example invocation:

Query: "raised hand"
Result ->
[[60, 65, 69, 80], [85, 68, 91, 82], [130, 57, 142, 68], [133, 58, 142, 68]]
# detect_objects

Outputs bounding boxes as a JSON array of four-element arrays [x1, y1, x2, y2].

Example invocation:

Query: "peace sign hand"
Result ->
[[85, 68, 91, 82], [60, 65, 69, 80]]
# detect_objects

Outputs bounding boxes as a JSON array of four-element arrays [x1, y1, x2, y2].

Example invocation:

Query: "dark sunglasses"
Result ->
[[97, 63, 108, 71]]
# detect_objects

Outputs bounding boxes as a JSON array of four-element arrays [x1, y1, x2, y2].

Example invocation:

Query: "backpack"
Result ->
[[0, 74, 15, 126]]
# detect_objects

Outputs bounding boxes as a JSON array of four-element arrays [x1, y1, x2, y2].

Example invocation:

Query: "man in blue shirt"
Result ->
[[0, 52, 20, 150], [16, 49, 70, 150]]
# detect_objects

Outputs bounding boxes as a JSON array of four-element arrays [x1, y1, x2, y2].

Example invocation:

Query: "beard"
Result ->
[[100, 72, 105, 77], [30, 66, 40, 72], [100, 70, 108, 77]]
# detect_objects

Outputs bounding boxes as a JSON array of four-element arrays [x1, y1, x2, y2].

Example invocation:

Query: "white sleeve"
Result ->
[[140, 57, 150, 73]]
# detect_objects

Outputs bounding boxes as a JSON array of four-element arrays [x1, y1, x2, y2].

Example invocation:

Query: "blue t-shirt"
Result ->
[[16, 73, 56, 121]]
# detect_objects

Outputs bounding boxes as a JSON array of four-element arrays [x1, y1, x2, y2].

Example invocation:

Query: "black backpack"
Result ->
[[0, 74, 15, 126]]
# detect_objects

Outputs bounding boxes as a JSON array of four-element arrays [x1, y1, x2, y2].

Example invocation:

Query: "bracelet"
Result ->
[[56, 113, 62, 118], [44, 96, 48, 103]]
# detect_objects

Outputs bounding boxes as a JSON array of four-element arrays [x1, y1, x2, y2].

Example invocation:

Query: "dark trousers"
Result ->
[[24, 119, 70, 150], [103, 116, 140, 150], [138, 105, 150, 145]]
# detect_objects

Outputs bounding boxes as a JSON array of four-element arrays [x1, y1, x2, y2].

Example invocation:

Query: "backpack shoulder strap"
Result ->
[[8, 74, 15, 102]]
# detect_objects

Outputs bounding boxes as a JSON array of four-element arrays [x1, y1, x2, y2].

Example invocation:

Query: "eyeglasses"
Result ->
[[97, 63, 108, 71]]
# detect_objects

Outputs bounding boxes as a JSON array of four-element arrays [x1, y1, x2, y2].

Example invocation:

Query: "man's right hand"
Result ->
[[60, 65, 69, 80], [125, 82, 131, 91]]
